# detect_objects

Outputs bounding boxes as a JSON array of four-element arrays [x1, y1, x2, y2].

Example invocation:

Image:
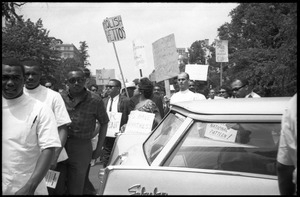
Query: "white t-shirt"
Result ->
[[2, 94, 61, 195], [24, 85, 71, 162], [170, 89, 206, 105]]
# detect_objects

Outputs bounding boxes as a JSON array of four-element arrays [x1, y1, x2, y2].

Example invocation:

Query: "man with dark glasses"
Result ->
[[230, 78, 260, 98], [101, 79, 131, 168], [60, 68, 109, 195]]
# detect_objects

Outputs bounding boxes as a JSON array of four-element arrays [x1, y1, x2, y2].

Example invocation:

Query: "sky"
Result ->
[[17, 2, 239, 83]]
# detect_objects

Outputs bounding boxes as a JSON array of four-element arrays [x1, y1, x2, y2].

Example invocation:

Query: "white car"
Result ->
[[98, 97, 290, 195]]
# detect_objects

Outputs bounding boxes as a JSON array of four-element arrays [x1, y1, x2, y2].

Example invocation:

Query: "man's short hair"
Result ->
[[232, 78, 249, 86], [2, 58, 25, 76], [66, 67, 84, 75], [178, 72, 190, 80], [22, 60, 41, 68], [109, 79, 121, 88]]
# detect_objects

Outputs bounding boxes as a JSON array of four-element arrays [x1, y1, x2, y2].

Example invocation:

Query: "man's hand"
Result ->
[[92, 148, 103, 160]]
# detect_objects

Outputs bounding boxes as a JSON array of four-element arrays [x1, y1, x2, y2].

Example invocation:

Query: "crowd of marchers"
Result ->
[[2, 58, 297, 195]]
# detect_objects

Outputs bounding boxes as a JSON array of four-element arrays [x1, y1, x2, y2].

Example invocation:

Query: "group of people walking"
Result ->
[[2, 58, 296, 195]]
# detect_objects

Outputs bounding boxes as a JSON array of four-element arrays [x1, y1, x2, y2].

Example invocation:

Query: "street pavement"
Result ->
[[89, 160, 104, 195]]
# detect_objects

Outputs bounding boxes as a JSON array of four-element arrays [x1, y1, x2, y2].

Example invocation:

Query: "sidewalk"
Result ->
[[88, 159, 104, 195]]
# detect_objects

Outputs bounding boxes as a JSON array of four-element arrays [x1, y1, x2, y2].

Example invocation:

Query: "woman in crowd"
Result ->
[[129, 77, 162, 130]]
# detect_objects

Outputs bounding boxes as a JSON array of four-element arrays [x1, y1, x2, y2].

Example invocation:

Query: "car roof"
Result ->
[[171, 97, 291, 115]]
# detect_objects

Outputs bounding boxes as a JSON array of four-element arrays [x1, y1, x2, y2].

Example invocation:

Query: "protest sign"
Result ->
[[125, 111, 155, 134], [96, 69, 115, 85], [152, 34, 179, 82], [185, 64, 209, 81], [45, 170, 60, 189], [215, 40, 228, 62], [103, 15, 126, 43], [133, 39, 147, 69], [106, 112, 122, 137], [204, 123, 237, 142]]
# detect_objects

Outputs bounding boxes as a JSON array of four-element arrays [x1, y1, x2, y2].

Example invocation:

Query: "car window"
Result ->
[[144, 112, 186, 164], [164, 122, 281, 176]]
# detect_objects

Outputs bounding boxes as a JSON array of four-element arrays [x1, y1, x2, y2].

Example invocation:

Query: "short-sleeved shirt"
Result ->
[[24, 85, 71, 127], [2, 94, 61, 195], [61, 89, 109, 139], [277, 94, 297, 184], [24, 85, 71, 162], [170, 89, 206, 104], [134, 99, 159, 114]]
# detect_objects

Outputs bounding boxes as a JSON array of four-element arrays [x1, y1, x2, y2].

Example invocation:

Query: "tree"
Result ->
[[217, 3, 297, 97], [2, 2, 26, 24], [188, 40, 207, 64], [79, 41, 90, 67], [2, 17, 62, 78]]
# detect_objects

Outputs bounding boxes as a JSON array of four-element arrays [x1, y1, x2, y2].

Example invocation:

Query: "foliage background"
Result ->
[[2, 2, 297, 96]]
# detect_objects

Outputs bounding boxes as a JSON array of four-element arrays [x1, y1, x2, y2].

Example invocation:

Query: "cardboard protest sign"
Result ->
[[106, 112, 122, 137], [215, 40, 228, 62], [185, 64, 209, 81], [45, 170, 60, 189], [125, 111, 155, 134], [133, 39, 147, 69], [204, 123, 237, 142], [96, 69, 115, 85], [152, 34, 179, 82], [103, 15, 126, 43]]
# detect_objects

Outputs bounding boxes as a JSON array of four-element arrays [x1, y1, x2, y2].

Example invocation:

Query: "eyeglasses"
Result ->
[[91, 89, 97, 92], [232, 84, 246, 92], [219, 91, 226, 94], [68, 77, 84, 84], [106, 85, 118, 89]]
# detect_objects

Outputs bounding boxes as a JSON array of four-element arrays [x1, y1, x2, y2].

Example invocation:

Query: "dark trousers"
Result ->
[[102, 137, 116, 167], [47, 161, 68, 195], [83, 163, 97, 195], [59, 138, 93, 195]]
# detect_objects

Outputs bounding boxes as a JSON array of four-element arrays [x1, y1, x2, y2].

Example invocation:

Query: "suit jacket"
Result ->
[[103, 94, 131, 128]]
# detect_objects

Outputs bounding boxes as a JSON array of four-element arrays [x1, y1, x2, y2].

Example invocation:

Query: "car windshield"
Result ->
[[144, 112, 186, 164], [164, 122, 281, 176]]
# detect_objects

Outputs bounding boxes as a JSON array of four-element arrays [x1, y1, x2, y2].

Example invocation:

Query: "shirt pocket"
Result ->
[[23, 116, 39, 147]]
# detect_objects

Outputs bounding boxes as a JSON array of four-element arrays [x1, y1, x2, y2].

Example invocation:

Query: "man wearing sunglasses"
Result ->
[[60, 68, 109, 195], [101, 79, 131, 168], [230, 78, 261, 98]]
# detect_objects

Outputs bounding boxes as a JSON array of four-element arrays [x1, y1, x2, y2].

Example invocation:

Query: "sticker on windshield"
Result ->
[[204, 123, 237, 142]]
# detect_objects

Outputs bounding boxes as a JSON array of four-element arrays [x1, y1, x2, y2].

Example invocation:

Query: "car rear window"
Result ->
[[164, 122, 281, 176]]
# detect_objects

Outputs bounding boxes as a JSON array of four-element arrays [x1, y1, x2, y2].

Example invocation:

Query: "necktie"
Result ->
[[109, 97, 113, 111]]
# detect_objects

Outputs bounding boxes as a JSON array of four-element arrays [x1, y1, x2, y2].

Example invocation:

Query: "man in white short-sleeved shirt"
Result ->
[[2, 58, 61, 195], [277, 94, 297, 195], [23, 60, 71, 165], [170, 72, 206, 105], [23, 60, 71, 195]]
